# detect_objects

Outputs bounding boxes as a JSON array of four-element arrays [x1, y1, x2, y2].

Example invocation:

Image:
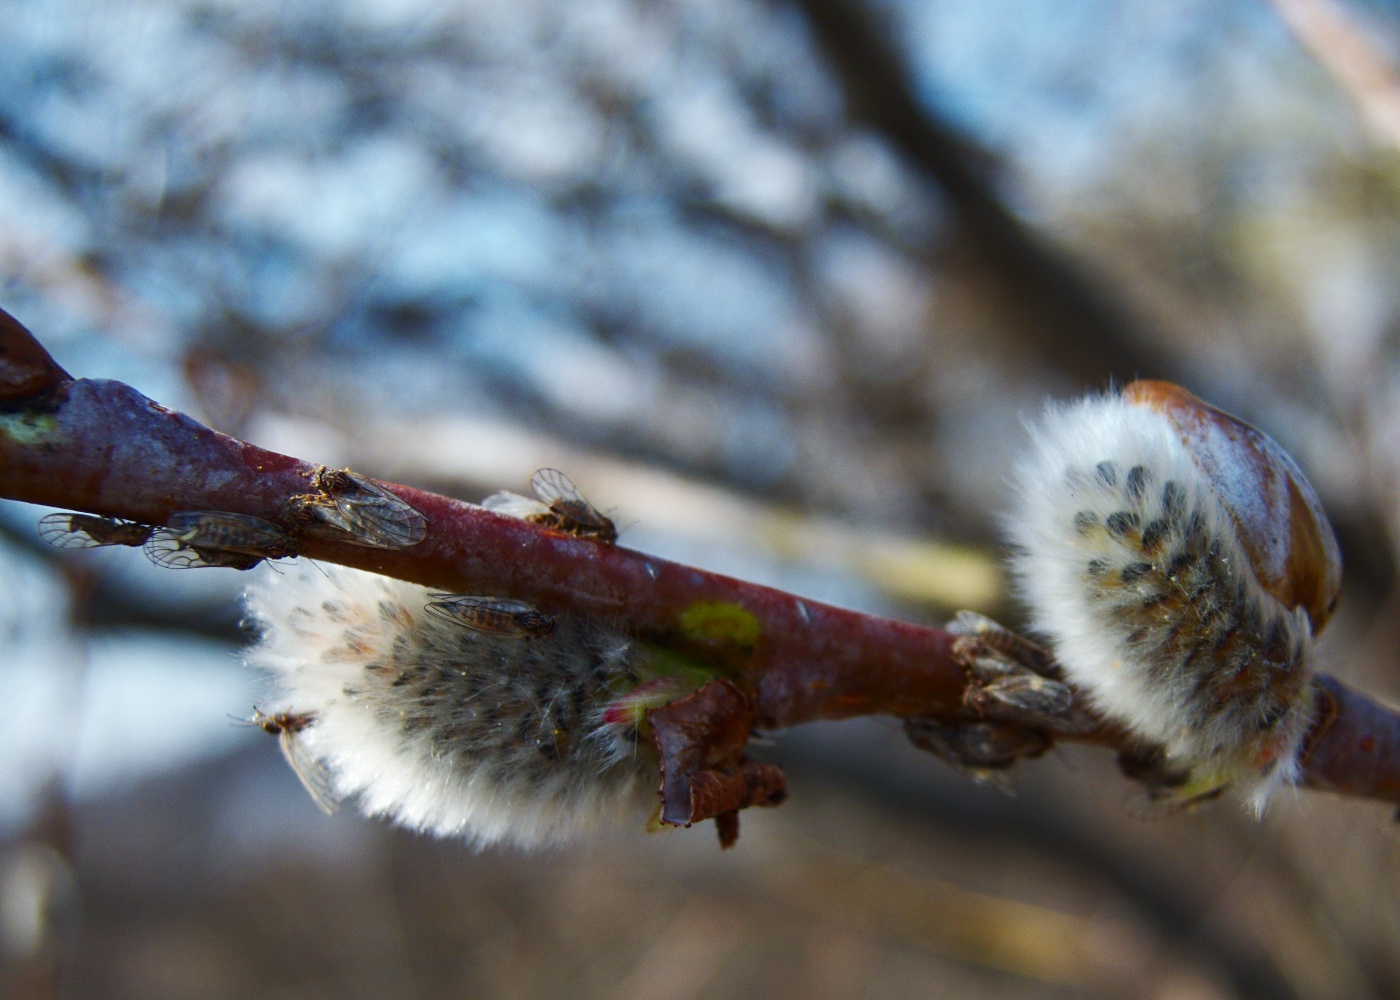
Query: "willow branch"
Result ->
[[2, 308, 1397, 805]]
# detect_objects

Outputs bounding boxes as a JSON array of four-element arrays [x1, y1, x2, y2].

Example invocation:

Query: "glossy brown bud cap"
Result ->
[[1123, 380, 1342, 634]]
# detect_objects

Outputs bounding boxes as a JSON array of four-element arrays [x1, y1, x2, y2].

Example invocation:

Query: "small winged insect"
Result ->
[[482, 468, 617, 544], [424, 595, 558, 639], [248, 709, 340, 816], [288, 467, 427, 550], [37, 512, 153, 549], [145, 511, 297, 570], [531, 468, 617, 543]]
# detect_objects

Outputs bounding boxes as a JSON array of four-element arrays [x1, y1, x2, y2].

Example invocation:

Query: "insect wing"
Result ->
[[530, 468, 592, 512], [278, 727, 340, 816], [38, 513, 104, 549], [143, 535, 210, 569], [38, 512, 150, 549], [424, 595, 555, 638], [144, 534, 265, 570], [144, 543, 263, 570], [529, 468, 617, 541], [310, 471, 426, 549], [251, 709, 340, 816], [426, 595, 525, 634], [143, 511, 292, 569], [303, 500, 417, 549]]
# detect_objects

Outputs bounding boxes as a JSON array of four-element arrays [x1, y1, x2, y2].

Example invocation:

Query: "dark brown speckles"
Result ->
[[1095, 461, 1118, 487], [1141, 518, 1170, 553], [1121, 562, 1153, 584], [1139, 592, 1169, 611], [1165, 551, 1196, 578], [1125, 465, 1149, 502], [1161, 481, 1183, 514], [1106, 511, 1140, 537], [1073, 511, 1099, 535]]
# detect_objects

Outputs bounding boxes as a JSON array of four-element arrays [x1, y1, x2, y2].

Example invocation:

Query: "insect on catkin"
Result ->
[[1009, 380, 1342, 812], [244, 562, 660, 847]]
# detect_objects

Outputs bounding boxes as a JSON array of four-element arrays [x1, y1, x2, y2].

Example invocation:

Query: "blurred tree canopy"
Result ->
[[5, 1, 1400, 998]]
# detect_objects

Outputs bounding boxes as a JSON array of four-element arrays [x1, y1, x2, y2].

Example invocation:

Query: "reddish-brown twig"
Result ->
[[2, 307, 1398, 809]]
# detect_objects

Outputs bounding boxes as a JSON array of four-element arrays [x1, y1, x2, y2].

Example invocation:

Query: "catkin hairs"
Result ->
[[245, 562, 658, 847]]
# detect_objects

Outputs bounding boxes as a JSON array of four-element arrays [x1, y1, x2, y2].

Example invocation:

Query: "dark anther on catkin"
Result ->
[[1106, 511, 1141, 537], [1125, 465, 1150, 502]]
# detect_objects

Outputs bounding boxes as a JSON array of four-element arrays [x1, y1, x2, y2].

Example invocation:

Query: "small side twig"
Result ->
[[649, 679, 788, 848]]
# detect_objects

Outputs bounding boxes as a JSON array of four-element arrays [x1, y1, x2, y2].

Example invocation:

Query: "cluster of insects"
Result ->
[[40, 466, 614, 803], [36, 465, 428, 571], [38, 465, 614, 573], [420, 465, 617, 639], [38, 510, 294, 570]]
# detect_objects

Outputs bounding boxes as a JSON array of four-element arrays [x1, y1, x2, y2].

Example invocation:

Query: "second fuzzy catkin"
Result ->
[[245, 562, 659, 848], [1009, 384, 1339, 811]]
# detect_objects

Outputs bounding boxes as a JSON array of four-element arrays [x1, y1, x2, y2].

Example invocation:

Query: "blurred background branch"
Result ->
[[1272, 0, 1400, 151], [792, 0, 1181, 384]]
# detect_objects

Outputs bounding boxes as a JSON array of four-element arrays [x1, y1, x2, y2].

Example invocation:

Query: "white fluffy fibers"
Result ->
[[244, 562, 658, 848]]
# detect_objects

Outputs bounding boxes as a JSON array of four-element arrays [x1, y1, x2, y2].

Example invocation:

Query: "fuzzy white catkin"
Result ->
[[1009, 392, 1316, 811], [244, 562, 658, 847]]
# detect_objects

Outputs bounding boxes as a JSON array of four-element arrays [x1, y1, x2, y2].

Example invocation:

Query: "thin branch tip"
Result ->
[[0, 307, 71, 402]]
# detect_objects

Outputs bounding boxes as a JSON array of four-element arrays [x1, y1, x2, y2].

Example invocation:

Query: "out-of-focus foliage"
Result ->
[[0, 0, 952, 517], [4, 0, 1400, 998]]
